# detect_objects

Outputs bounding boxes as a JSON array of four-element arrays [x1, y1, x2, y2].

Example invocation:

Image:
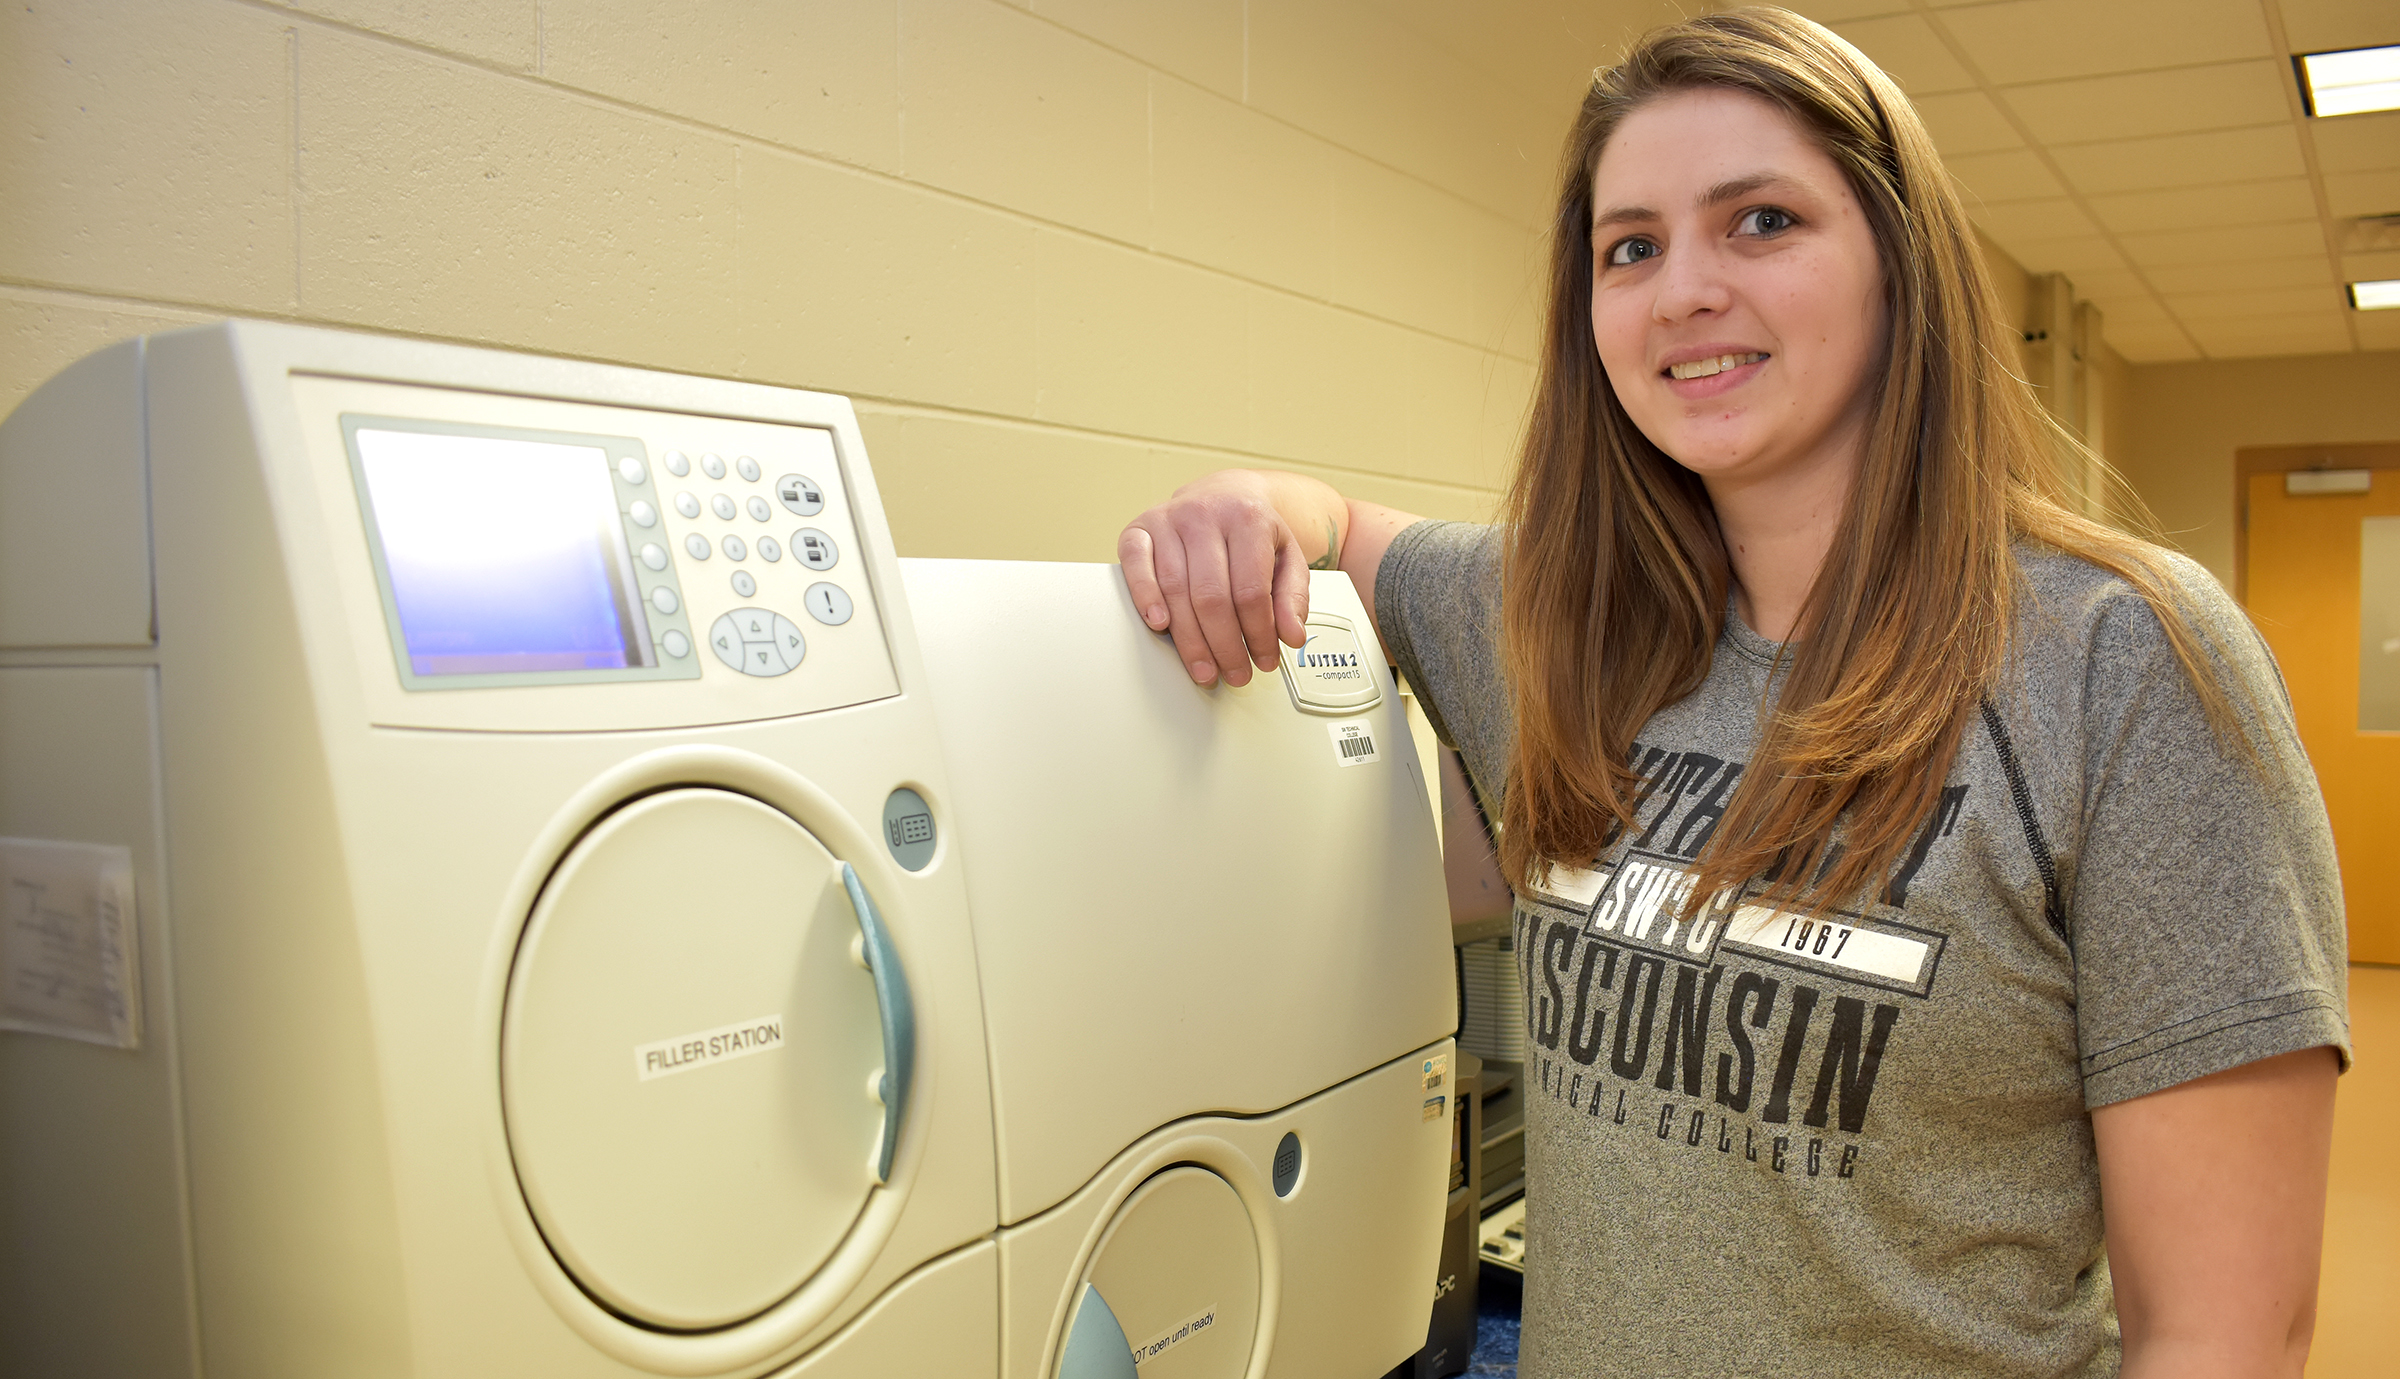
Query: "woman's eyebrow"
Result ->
[[1591, 172, 1798, 232]]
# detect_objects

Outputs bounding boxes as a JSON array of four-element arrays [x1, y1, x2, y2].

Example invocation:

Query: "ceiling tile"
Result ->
[[2343, 248, 2400, 280], [2327, 168, 2400, 217], [2085, 178, 2319, 234], [1829, 14, 1976, 95], [2279, 0, 2400, 55], [2050, 124, 2306, 194], [2001, 233, 2132, 275], [2106, 323, 2203, 360], [1911, 90, 2024, 157], [2165, 285, 2351, 319], [2352, 310, 2400, 350], [2089, 296, 2177, 332], [1997, 60, 2293, 146], [2070, 267, 2161, 304], [1781, 1, 1915, 22], [2186, 310, 2355, 357], [1969, 196, 2097, 241], [1930, 0, 2270, 87], [2146, 257, 2335, 292], [2118, 219, 2326, 265], [1947, 147, 2068, 202], [2310, 110, 2400, 174]]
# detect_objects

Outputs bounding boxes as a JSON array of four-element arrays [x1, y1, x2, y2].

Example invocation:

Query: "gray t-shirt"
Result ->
[[1376, 520, 2350, 1378]]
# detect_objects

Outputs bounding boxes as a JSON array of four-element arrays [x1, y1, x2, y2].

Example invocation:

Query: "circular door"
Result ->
[[1061, 1168, 1261, 1379], [502, 789, 886, 1331]]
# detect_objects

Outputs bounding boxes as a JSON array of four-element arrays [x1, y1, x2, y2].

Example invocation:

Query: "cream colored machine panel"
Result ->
[[903, 560, 1456, 1225]]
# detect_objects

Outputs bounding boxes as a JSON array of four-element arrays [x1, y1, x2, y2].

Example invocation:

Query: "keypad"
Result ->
[[777, 474, 825, 516], [805, 582, 853, 626], [684, 534, 711, 560], [747, 495, 773, 522], [722, 535, 747, 561], [711, 494, 738, 521], [757, 536, 782, 563], [793, 528, 839, 571], [701, 453, 727, 479], [675, 492, 701, 519], [736, 455, 762, 482], [663, 451, 692, 477], [731, 570, 757, 598], [709, 608, 806, 677]]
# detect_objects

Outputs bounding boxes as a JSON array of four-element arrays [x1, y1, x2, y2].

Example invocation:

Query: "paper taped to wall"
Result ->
[[0, 837, 139, 1048]]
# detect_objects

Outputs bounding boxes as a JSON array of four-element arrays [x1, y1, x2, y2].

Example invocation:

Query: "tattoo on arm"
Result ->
[[1308, 516, 1342, 571]]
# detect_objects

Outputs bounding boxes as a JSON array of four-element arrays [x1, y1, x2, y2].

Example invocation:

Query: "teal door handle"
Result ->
[[840, 862, 914, 1185], [1056, 1283, 1137, 1379]]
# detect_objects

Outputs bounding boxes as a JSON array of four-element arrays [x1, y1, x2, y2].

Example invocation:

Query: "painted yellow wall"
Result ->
[[2117, 351, 2400, 585], [2, 0, 1705, 560]]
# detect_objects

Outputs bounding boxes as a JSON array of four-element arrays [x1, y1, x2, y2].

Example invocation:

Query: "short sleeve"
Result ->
[[2056, 559, 2350, 1107], [1374, 521, 1513, 802]]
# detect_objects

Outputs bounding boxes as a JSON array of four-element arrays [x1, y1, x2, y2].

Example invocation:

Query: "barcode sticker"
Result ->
[[1327, 721, 1380, 767]]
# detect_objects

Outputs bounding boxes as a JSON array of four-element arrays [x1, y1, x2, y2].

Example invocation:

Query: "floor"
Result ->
[[2309, 963, 2398, 1378], [1457, 964, 2396, 1378]]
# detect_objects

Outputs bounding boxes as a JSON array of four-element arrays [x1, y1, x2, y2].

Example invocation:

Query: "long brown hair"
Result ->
[[1498, 7, 2237, 914]]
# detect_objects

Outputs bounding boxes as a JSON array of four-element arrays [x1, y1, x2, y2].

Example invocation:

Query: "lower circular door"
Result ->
[[502, 788, 887, 1330], [1060, 1168, 1261, 1379]]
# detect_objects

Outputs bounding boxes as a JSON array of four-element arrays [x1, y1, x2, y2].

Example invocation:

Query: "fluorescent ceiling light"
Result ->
[[2351, 279, 2400, 310], [2296, 45, 2400, 117]]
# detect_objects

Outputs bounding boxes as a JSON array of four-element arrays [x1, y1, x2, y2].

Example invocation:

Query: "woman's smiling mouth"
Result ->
[[1665, 351, 1770, 380]]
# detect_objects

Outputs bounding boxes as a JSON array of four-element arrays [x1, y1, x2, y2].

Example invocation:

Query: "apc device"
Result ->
[[0, 322, 1454, 1379]]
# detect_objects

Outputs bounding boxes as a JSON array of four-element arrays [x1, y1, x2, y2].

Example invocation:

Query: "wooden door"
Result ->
[[2243, 465, 2400, 965]]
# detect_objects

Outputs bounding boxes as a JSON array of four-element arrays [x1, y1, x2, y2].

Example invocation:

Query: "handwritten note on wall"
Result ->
[[1, 838, 140, 1048]]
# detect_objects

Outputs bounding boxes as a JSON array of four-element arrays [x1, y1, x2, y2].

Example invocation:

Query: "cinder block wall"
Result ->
[[1, 0, 1654, 558]]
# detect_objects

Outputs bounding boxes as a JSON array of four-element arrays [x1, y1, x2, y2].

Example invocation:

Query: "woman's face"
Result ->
[[1588, 87, 1888, 501]]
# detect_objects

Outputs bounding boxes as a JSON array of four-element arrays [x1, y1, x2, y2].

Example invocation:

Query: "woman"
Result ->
[[1118, 10, 2347, 1377]]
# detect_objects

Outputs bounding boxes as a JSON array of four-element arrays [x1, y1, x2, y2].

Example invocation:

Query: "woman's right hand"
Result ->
[[1117, 470, 1328, 688]]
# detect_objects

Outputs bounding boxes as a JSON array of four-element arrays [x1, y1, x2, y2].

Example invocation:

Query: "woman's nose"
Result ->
[[1651, 239, 1734, 323]]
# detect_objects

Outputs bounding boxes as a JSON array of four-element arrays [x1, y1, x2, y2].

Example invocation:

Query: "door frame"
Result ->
[[2234, 441, 2400, 601]]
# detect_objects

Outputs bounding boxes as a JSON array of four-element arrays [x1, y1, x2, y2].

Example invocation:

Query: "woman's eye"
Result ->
[[1738, 207, 1795, 236], [1605, 237, 1660, 267]]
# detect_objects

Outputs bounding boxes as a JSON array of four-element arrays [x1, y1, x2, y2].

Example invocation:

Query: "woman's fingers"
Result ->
[[1138, 512, 1227, 685], [1116, 525, 1171, 632], [1118, 476, 1301, 686], [1226, 518, 1290, 673], [1171, 505, 1264, 686]]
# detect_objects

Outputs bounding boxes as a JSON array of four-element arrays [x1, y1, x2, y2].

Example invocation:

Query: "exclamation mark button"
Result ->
[[806, 583, 854, 626]]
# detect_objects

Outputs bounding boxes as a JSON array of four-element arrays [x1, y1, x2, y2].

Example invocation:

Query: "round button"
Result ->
[[639, 543, 668, 571], [684, 534, 712, 561], [757, 536, 783, 563], [651, 586, 680, 615], [736, 456, 762, 483], [660, 629, 690, 659], [747, 495, 773, 522], [731, 571, 757, 598], [701, 453, 727, 479], [663, 450, 691, 477], [707, 614, 744, 669], [618, 456, 648, 485], [675, 492, 702, 519], [776, 474, 825, 516], [805, 583, 854, 626], [770, 614, 808, 671], [722, 535, 747, 561], [711, 494, 738, 521], [629, 500, 658, 528], [794, 528, 839, 571]]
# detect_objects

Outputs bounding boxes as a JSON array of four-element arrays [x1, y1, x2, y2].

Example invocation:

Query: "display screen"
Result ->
[[353, 426, 652, 677]]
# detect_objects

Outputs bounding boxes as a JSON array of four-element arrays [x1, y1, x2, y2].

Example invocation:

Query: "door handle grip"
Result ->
[[841, 862, 914, 1184], [1056, 1283, 1137, 1379]]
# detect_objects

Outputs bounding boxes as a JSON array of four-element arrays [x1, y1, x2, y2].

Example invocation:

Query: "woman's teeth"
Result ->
[[1667, 352, 1768, 380]]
